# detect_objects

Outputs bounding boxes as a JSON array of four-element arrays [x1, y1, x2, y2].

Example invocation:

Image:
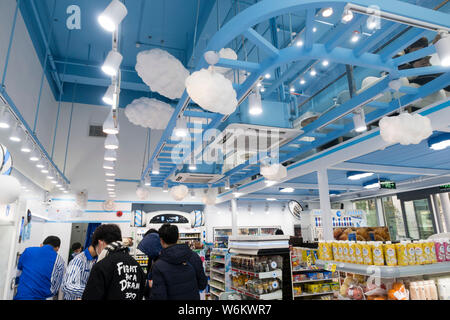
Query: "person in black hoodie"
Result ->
[[150, 223, 208, 300], [82, 224, 146, 300]]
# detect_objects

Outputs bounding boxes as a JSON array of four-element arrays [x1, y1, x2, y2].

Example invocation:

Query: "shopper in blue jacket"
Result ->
[[150, 223, 207, 300], [137, 228, 162, 298]]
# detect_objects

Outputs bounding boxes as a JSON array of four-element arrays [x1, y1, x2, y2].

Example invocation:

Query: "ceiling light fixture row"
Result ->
[[99, 0, 128, 199], [0, 105, 70, 193]]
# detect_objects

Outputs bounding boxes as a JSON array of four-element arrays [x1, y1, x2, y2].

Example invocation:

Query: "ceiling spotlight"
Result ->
[[47, 174, 54, 180], [264, 73, 271, 79], [232, 188, 242, 198], [98, 0, 128, 32], [51, 180, 58, 184], [289, 86, 295, 93], [310, 68, 317, 76], [107, 183, 115, 187], [20, 139, 32, 153], [102, 84, 116, 105], [188, 164, 197, 171], [428, 133, 450, 151], [103, 110, 119, 134], [103, 161, 115, 170], [280, 187, 294, 193], [312, 27, 317, 32], [9, 125, 22, 142], [342, 9, 354, 23], [260, 87, 266, 92], [174, 116, 188, 138], [104, 149, 117, 162], [29, 150, 40, 162], [352, 109, 367, 133], [256, 82, 262, 87], [101, 50, 123, 76], [322, 7, 333, 17], [322, 60, 329, 67], [248, 90, 262, 115], [36, 161, 45, 169], [144, 175, 151, 186], [0, 108, 13, 129], [41, 168, 49, 174], [300, 78, 306, 85], [152, 161, 160, 174], [266, 198, 277, 201], [224, 178, 230, 190], [351, 31, 360, 43], [435, 33, 450, 67], [104, 134, 119, 150], [105, 171, 116, 177], [105, 178, 115, 182], [347, 171, 374, 180], [163, 183, 169, 192], [296, 40, 304, 47]]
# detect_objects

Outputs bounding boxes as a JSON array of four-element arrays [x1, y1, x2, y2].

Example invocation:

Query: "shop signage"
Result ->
[[439, 184, 450, 190], [380, 181, 396, 189]]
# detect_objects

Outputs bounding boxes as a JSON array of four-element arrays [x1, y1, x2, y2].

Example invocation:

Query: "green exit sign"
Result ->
[[439, 184, 450, 190], [380, 181, 396, 189]]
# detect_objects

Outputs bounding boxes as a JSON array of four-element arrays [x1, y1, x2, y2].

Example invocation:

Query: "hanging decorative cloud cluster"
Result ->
[[185, 68, 238, 115], [124, 97, 174, 129], [75, 190, 88, 210], [103, 199, 116, 211], [136, 186, 150, 200], [202, 188, 217, 205], [135, 49, 190, 99], [0, 175, 21, 204], [170, 185, 189, 201], [209, 48, 248, 83], [260, 163, 288, 181], [379, 112, 433, 145]]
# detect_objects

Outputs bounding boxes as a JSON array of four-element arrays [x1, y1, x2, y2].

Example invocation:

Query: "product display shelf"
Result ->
[[231, 267, 283, 279], [230, 286, 283, 300], [293, 278, 335, 284], [209, 248, 233, 300], [294, 291, 335, 298], [316, 259, 450, 279]]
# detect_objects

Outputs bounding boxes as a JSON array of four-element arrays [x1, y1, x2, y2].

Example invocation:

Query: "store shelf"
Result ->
[[231, 287, 282, 300], [231, 268, 282, 279], [293, 278, 334, 284], [211, 259, 225, 264], [210, 289, 221, 297], [294, 291, 335, 298], [211, 267, 225, 274], [315, 260, 450, 279], [292, 267, 325, 273], [210, 282, 225, 291], [212, 277, 225, 284]]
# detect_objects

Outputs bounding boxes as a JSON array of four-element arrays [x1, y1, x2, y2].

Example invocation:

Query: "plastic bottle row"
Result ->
[[318, 238, 450, 266]]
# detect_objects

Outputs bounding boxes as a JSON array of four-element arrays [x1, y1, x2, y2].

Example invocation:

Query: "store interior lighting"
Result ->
[[144, 175, 151, 186], [347, 171, 375, 180], [310, 68, 317, 76], [264, 73, 271, 79], [435, 33, 450, 67], [9, 125, 22, 142], [102, 85, 116, 105], [280, 187, 294, 193], [98, 0, 128, 32], [0, 107, 12, 129], [248, 90, 263, 115], [266, 198, 277, 201], [163, 183, 169, 192], [20, 139, 32, 153], [353, 108, 367, 132], [428, 133, 450, 150], [104, 149, 117, 161], [342, 9, 354, 22], [174, 116, 188, 138], [104, 134, 119, 150], [351, 31, 360, 42], [363, 179, 381, 189], [103, 111, 119, 135], [101, 50, 123, 76], [322, 7, 333, 17], [152, 160, 160, 174]]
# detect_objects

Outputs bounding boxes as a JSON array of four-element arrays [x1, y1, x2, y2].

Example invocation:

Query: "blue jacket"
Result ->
[[137, 232, 162, 280], [14, 245, 66, 300], [150, 244, 207, 300]]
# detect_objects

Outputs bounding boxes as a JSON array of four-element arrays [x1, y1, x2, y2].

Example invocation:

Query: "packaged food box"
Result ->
[[331, 282, 340, 291], [321, 284, 332, 292], [306, 284, 321, 293], [306, 272, 318, 280], [323, 271, 332, 279]]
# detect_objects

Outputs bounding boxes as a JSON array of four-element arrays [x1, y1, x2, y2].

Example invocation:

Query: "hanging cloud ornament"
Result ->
[[379, 112, 433, 145], [204, 51, 220, 66], [136, 186, 150, 200], [135, 49, 190, 99], [170, 185, 189, 201], [208, 48, 248, 83], [202, 188, 217, 205], [185, 68, 238, 115], [0, 175, 21, 204], [124, 97, 174, 129], [260, 163, 287, 181]]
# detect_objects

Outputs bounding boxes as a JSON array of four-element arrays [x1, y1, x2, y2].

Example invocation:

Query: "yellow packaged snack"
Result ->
[[348, 241, 357, 264], [414, 241, 426, 265], [429, 241, 437, 264], [337, 242, 344, 262], [384, 241, 397, 266], [372, 242, 385, 266], [354, 242, 364, 264], [318, 241, 324, 260], [342, 241, 350, 263], [324, 241, 333, 260], [361, 241, 373, 265], [424, 241, 436, 264], [331, 241, 339, 261], [396, 241, 409, 266], [422, 240, 432, 264], [407, 242, 417, 265]]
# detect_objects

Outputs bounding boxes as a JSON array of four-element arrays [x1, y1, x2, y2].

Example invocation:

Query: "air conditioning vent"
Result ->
[[89, 125, 107, 137], [173, 173, 224, 184]]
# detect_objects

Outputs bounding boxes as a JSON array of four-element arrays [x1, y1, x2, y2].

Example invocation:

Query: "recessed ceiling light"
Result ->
[[322, 7, 333, 17], [280, 187, 294, 193], [266, 198, 277, 201]]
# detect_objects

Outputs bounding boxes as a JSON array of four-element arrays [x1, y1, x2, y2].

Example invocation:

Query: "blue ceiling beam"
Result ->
[[325, 14, 366, 52], [380, 28, 431, 61], [243, 27, 279, 57], [353, 21, 399, 57], [304, 8, 315, 51], [393, 45, 436, 66], [398, 66, 450, 78], [215, 58, 261, 72]]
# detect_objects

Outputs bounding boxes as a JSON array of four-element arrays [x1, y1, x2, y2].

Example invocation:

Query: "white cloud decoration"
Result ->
[[185, 68, 238, 115], [209, 48, 248, 83], [202, 188, 217, 205], [379, 112, 433, 145], [136, 186, 150, 200], [170, 185, 189, 201], [260, 163, 287, 181], [135, 49, 190, 99], [0, 175, 20, 204], [124, 97, 174, 129]]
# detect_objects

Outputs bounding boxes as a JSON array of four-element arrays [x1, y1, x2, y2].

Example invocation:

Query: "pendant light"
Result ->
[[342, 9, 354, 23], [249, 89, 263, 115], [322, 7, 333, 17], [163, 182, 169, 192], [20, 138, 32, 153], [103, 161, 115, 170], [104, 149, 117, 161], [174, 116, 188, 138], [435, 33, 450, 67], [29, 149, 40, 162], [103, 110, 119, 134], [310, 68, 317, 76], [98, 0, 128, 32], [101, 50, 123, 76], [152, 160, 160, 174], [144, 175, 151, 186], [9, 125, 22, 142], [104, 134, 119, 150], [353, 108, 367, 133], [102, 85, 116, 105], [0, 108, 13, 129]]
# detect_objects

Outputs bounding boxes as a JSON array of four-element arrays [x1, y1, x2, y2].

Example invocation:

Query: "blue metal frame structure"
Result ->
[[140, 0, 450, 195]]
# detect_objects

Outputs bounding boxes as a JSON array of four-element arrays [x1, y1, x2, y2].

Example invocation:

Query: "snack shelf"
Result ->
[[231, 287, 282, 300], [210, 282, 225, 291], [231, 268, 282, 279], [316, 260, 450, 279], [294, 291, 335, 298], [211, 267, 225, 274], [212, 259, 225, 264], [210, 289, 221, 298], [212, 277, 225, 284], [293, 278, 334, 284], [292, 268, 325, 273]]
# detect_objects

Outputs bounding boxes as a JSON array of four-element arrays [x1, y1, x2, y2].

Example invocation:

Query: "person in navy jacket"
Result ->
[[137, 228, 162, 298], [14, 236, 66, 300], [150, 223, 207, 300]]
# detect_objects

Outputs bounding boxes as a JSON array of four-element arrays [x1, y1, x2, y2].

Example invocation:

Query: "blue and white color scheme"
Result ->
[[0, 144, 12, 175], [14, 245, 66, 300]]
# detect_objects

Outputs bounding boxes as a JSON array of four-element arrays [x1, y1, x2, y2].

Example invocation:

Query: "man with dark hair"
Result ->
[[137, 228, 162, 299], [14, 236, 65, 300], [68, 242, 83, 263], [150, 223, 208, 300], [82, 224, 146, 300], [275, 229, 284, 235]]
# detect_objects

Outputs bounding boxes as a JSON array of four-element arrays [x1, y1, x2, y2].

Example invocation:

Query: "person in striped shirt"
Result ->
[[14, 236, 66, 300], [61, 243, 98, 300]]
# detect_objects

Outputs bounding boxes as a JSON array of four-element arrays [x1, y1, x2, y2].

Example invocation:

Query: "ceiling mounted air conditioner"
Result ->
[[173, 172, 224, 184]]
